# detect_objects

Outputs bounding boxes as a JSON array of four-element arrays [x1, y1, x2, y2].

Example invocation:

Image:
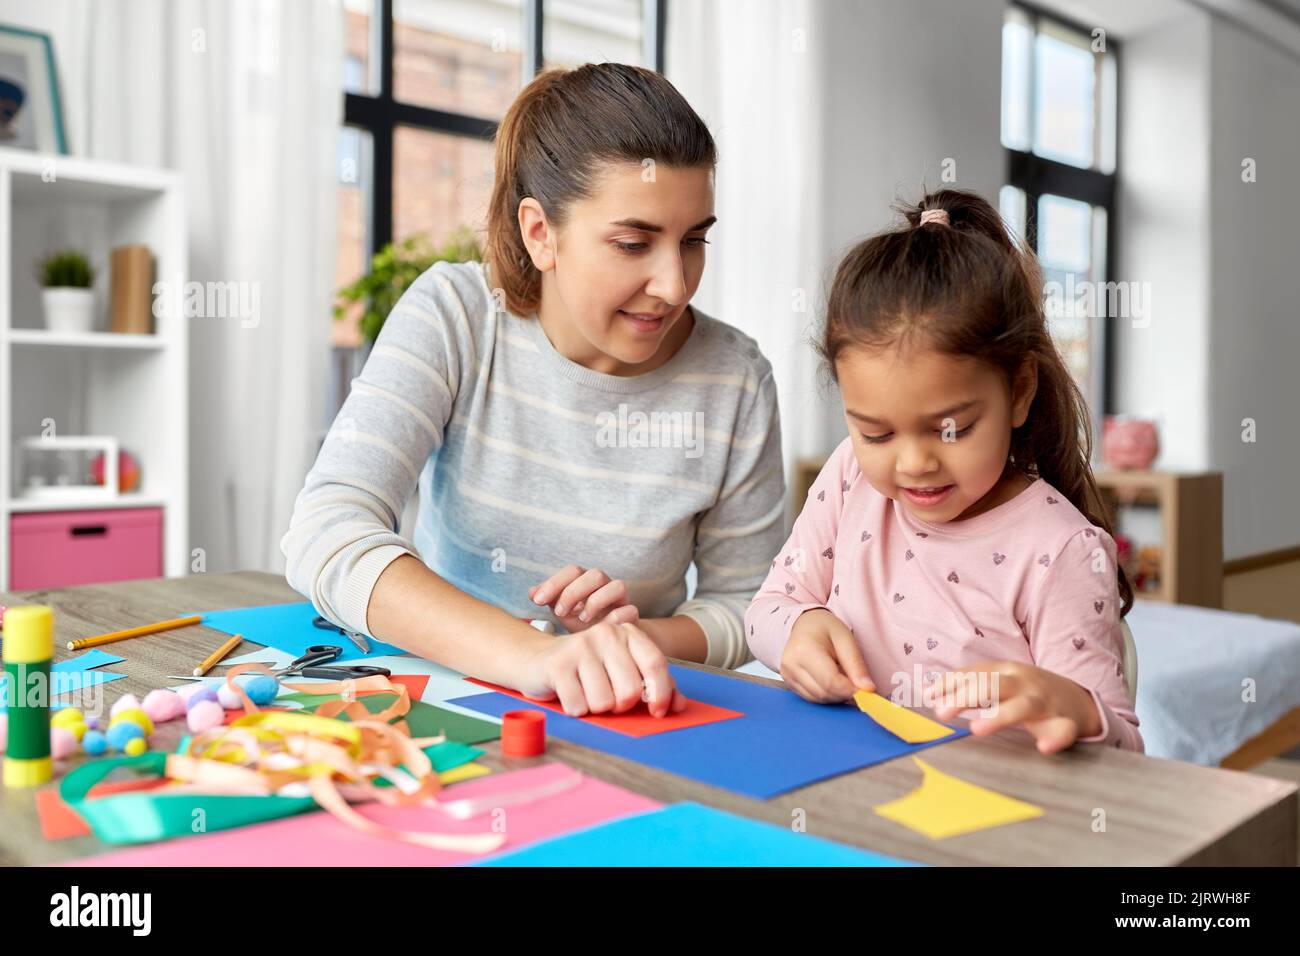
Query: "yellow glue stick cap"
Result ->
[[2, 606, 53, 664]]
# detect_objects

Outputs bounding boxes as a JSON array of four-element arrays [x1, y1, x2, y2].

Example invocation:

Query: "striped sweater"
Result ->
[[280, 261, 785, 668]]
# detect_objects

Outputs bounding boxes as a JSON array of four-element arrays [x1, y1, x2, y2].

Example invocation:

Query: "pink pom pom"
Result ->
[[0, 712, 7, 753], [186, 699, 224, 734], [142, 689, 186, 722], [51, 726, 79, 759]]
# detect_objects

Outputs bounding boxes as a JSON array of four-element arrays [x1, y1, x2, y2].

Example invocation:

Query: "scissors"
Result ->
[[166, 644, 391, 682], [313, 614, 371, 654], [271, 644, 391, 681]]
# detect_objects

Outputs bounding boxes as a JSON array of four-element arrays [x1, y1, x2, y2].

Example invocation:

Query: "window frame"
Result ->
[[1004, 1, 1120, 416], [329, 0, 667, 421], [343, 0, 668, 261]]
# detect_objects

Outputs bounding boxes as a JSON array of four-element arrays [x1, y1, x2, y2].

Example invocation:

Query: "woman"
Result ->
[[282, 63, 784, 718]]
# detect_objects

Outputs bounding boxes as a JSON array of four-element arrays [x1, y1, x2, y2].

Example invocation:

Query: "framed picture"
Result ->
[[0, 25, 67, 154]]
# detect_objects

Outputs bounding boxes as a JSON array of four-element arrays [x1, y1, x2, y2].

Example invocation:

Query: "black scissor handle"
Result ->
[[286, 644, 343, 672], [300, 664, 392, 680]]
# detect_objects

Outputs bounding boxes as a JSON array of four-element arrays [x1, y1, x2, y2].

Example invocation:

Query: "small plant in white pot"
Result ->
[[37, 250, 97, 334]]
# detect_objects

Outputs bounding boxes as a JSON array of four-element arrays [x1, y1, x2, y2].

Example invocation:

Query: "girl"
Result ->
[[283, 64, 784, 718], [745, 189, 1142, 754]]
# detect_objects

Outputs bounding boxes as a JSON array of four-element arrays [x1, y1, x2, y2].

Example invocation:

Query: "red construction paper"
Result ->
[[465, 678, 743, 737], [363, 674, 430, 700]]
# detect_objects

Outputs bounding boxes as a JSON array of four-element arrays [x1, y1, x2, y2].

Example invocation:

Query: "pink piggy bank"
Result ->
[[1102, 417, 1158, 470]]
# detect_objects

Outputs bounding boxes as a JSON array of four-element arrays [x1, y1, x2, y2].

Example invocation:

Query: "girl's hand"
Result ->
[[780, 609, 876, 703], [529, 564, 640, 633], [516, 620, 689, 718], [930, 661, 1102, 754]]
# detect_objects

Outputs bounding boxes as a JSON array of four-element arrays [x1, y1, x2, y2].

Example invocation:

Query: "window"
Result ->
[[1001, 4, 1118, 421], [330, 0, 667, 421]]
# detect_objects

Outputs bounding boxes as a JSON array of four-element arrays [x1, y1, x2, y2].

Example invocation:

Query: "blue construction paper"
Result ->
[[447, 666, 968, 799], [192, 601, 404, 662], [1, 649, 128, 706], [477, 802, 921, 867], [56, 649, 126, 673]]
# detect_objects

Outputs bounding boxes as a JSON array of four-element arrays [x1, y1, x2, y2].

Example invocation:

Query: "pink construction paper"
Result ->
[[64, 763, 661, 867]]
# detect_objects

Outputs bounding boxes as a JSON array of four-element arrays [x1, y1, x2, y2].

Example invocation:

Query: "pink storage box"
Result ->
[[9, 507, 163, 590]]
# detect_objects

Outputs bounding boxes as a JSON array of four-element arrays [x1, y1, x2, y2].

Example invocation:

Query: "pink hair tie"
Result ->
[[919, 208, 950, 227]]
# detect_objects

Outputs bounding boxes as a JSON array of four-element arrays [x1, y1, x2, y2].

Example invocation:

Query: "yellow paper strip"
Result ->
[[439, 762, 492, 785], [853, 690, 955, 743], [873, 757, 1044, 840]]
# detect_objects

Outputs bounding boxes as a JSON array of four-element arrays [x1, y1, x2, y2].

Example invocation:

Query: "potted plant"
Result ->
[[37, 249, 97, 334], [335, 227, 481, 345]]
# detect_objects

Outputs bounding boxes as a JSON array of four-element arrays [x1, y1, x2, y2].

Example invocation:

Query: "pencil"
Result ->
[[193, 633, 244, 676], [66, 614, 204, 651]]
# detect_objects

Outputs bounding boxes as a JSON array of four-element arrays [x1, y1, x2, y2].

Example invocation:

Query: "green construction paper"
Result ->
[[60, 752, 317, 846], [424, 740, 484, 772], [277, 692, 501, 745], [372, 739, 486, 790]]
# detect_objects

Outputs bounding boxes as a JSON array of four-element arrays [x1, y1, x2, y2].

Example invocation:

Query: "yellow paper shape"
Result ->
[[439, 762, 492, 785], [853, 690, 955, 743], [873, 757, 1044, 840]]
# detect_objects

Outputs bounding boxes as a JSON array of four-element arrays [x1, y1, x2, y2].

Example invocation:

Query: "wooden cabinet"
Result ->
[[1093, 470, 1223, 609]]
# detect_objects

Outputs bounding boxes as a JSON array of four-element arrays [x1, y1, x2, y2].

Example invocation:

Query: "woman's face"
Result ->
[[520, 162, 716, 375], [835, 342, 1037, 523]]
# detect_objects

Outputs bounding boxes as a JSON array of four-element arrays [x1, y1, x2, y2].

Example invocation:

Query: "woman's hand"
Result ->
[[930, 661, 1102, 754], [780, 609, 875, 703], [515, 620, 689, 718], [529, 564, 639, 633]]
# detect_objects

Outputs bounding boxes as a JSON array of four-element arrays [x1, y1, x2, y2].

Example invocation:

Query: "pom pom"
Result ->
[[0, 712, 7, 753], [82, 729, 108, 755], [184, 686, 220, 710], [142, 689, 186, 723], [217, 683, 244, 710], [51, 707, 84, 729], [84, 715, 100, 730], [110, 694, 141, 718], [50, 726, 79, 759], [186, 699, 224, 734], [123, 737, 147, 756], [106, 721, 145, 752], [243, 675, 280, 706], [176, 681, 212, 703], [110, 707, 155, 737]]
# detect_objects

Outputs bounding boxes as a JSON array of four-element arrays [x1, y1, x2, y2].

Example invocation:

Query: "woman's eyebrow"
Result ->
[[608, 215, 718, 233], [846, 399, 980, 425]]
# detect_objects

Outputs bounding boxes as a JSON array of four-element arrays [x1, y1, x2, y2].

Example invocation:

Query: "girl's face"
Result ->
[[519, 162, 715, 375], [835, 342, 1037, 523]]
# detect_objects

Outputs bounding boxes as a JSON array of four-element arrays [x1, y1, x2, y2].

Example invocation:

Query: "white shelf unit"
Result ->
[[0, 148, 188, 590]]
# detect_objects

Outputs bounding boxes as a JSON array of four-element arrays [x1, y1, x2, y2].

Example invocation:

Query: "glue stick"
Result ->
[[3, 605, 54, 787]]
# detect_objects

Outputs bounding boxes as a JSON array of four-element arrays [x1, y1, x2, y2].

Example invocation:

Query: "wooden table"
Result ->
[[2, 572, 1295, 866]]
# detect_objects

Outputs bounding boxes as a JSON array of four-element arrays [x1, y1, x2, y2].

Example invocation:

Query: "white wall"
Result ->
[[1206, 18, 1300, 558], [1112, 10, 1212, 472], [1104, 1, 1300, 560]]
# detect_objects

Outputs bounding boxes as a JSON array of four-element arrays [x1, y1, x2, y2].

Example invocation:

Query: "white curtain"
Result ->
[[34, 0, 343, 574], [666, 0, 842, 520]]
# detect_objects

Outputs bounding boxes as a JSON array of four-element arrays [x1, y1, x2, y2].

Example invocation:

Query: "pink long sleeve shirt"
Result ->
[[746, 438, 1143, 752]]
